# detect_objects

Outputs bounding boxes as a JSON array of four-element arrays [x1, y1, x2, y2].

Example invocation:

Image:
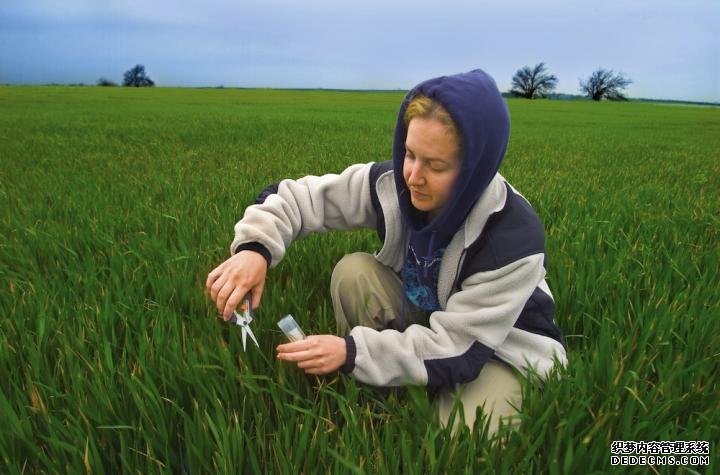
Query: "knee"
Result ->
[[331, 252, 376, 290], [436, 360, 523, 437]]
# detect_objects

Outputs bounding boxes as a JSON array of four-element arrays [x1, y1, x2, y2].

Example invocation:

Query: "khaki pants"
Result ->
[[330, 252, 522, 436]]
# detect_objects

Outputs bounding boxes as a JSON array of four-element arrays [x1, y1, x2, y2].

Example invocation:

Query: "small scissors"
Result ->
[[228, 293, 259, 351]]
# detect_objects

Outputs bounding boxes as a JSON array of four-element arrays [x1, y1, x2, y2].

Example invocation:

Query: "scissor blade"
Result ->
[[241, 327, 248, 351], [245, 326, 259, 348]]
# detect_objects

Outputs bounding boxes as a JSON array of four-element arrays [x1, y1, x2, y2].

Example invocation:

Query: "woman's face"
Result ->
[[403, 117, 461, 220]]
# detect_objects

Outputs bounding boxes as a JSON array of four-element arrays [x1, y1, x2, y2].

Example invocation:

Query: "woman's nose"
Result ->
[[408, 162, 424, 185]]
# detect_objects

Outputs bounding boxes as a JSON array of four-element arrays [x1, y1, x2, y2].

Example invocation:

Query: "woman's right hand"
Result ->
[[205, 250, 268, 320]]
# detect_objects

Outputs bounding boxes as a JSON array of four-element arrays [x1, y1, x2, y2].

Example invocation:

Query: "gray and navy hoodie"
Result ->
[[232, 70, 567, 388]]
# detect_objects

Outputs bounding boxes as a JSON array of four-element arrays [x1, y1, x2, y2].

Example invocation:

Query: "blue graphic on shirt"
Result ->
[[402, 246, 446, 312]]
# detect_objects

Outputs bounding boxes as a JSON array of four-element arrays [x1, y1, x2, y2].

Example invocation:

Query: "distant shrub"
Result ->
[[97, 77, 118, 87]]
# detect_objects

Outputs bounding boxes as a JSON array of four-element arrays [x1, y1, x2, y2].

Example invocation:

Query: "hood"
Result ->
[[392, 69, 510, 252]]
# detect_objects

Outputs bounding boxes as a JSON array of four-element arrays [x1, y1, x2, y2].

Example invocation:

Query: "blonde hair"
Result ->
[[403, 94, 461, 146]]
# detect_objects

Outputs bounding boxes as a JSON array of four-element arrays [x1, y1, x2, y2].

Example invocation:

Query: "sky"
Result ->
[[1, 0, 718, 102]]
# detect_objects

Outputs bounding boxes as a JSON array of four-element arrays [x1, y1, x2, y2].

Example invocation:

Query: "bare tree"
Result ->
[[122, 65, 155, 87], [510, 63, 558, 99], [579, 68, 632, 101]]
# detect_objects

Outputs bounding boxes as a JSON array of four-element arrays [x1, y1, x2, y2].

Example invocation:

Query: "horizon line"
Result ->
[[1, 83, 718, 106]]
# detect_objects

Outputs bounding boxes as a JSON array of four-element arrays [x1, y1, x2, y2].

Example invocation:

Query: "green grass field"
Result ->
[[1, 86, 718, 473]]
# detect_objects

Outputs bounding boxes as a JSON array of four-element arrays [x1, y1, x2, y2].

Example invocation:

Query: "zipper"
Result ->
[[423, 230, 438, 279]]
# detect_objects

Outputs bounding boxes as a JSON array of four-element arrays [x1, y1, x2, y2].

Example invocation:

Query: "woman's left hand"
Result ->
[[276, 335, 347, 375]]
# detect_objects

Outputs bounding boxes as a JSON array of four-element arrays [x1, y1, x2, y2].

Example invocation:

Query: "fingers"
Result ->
[[277, 335, 346, 375], [214, 275, 253, 318], [215, 279, 240, 318], [208, 269, 245, 317], [276, 337, 345, 375], [278, 350, 315, 363], [206, 251, 268, 317], [251, 281, 265, 310], [205, 262, 225, 295], [223, 287, 247, 321], [276, 340, 311, 353], [209, 270, 228, 303], [297, 358, 327, 370], [276, 339, 314, 360], [304, 367, 331, 376], [277, 338, 322, 362], [298, 358, 335, 375], [278, 348, 331, 374]]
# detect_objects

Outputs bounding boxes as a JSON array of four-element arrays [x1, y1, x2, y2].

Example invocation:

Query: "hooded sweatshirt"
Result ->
[[393, 70, 510, 313]]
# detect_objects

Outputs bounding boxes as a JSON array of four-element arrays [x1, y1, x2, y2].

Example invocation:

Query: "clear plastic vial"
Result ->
[[277, 314, 306, 342]]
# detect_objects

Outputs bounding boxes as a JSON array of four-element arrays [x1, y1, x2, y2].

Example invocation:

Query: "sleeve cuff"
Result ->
[[340, 336, 357, 374], [233, 242, 271, 268]]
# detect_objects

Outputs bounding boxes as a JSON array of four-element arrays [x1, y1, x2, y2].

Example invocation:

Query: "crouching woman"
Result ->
[[206, 69, 567, 435]]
